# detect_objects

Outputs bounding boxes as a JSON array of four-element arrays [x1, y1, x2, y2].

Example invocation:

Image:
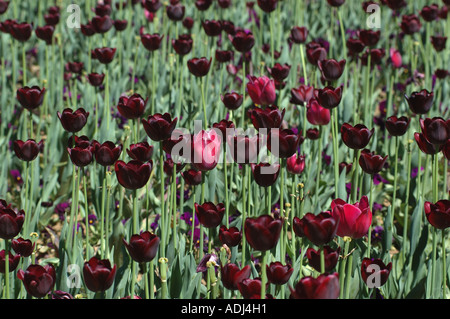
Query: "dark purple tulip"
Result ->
[[247, 76, 276, 106], [219, 225, 242, 247], [10, 22, 32, 42], [83, 257, 117, 293], [66, 61, 84, 74], [187, 57, 212, 77], [0, 0, 9, 15], [181, 169, 202, 186], [114, 160, 152, 190], [346, 38, 365, 56], [127, 142, 154, 162], [420, 117, 450, 145], [143, 0, 162, 12], [163, 157, 185, 175], [87, 73, 105, 87], [172, 34, 193, 56], [81, 22, 96, 37], [266, 262, 293, 285], [424, 200, 450, 230], [238, 278, 271, 299], [385, 116, 410, 136], [13, 139, 43, 162], [290, 26, 308, 44], [11, 237, 34, 257], [202, 20, 222, 37], [315, 85, 343, 109], [306, 99, 331, 126], [420, 4, 440, 22], [113, 19, 128, 32], [292, 212, 339, 246], [327, 0, 345, 6], [405, 89, 434, 114], [290, 84, 315, 105], [267, 63, 291, 82], [17, 86, 46, 111], [361, 258, 392, 288], [244, 215, 282, 251], [230, 30, 255, 53], [194, 202, 225, 228], [67, 145, 94, 167], [306, 128, 321, 140], [35, 25, 55, 44], [182, 17, 194, 30], [57, 108, 89, 133], [306, 246, 340, 273], [117, 93, 148, 120], [142, 113, 177, 142], [267, 128, 303, 158], [123, 231, 160, 263], [195, 0, 213, 11], [221, 92, 243, 110], [0, 207, 24, 240], [17, 264, 56, 298], [141, 33, 163, 51], [249, 106, 285, 132], [215, 49, 233, 63], [91, 15, 113, 33], [95, 4, 111, 16], [166, 3, 185, 21], [227, 134, 261, 165], [0, 19, 17, 34], [318, 59, 346, 82], [218, 0, 232, 9], [400, 14, 422, 35], [431, 35, 447, 52], [221, 263, 251, 290], [358, 29, 380, 47], [0, 250, 20, 273], [384, 0, 407, 10], [93, 47, 116, 64], [290, 273, 340, 299], [358, 149, 388, 175], [414, 132, 442, 155], [95, 141, 122, 167], [257, 0, 278, 13], [212, 120, 235, 138], [341, 123, 374, 150], [306, 41, 327, 66], [251, 162, 280, 187], [286, 153, 306, 175]]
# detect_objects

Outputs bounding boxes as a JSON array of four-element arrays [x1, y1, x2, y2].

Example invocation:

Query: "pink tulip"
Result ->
[[331, 196, 372, 239], [246, 76, 276, 106]]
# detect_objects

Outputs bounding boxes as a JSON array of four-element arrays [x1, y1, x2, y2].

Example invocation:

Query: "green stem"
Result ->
[[159, 257, 168, 299], [4, 240, 9, 299], [391, 136, 399, 228], [366, 176, 374, 258], [22, 44, 27, 86], [442, 229, 447, 298], [339, 238, 350, 299], [260, 250, 268, 299], [402, 141, 412, 262], [320, 246, 325, 274], [201, 77, 207, 129], [83, 170, 90, 260], [159, 144, 166, 258], [332, 108, 340, 199]]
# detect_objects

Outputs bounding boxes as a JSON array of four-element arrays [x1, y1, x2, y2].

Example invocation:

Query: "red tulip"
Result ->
[[83, 257, 117, 293], [166, 3, 185, 21], [202, 19, 222, 37], [172, 34, 193, 56], [91, 15, 113, 33], [227, 133, 261, 165], [0, 0, 9, 15], [114, 160, 153, 190], [385, 116, 410, 136], [221, 263, 251, 290], [87, 73, 105, 87], [315, 85, 343, 109], [267, 63, 291, 82], [143, 0, 162, 12], [10, 22, 32, 42], [361, 258, 392, 288], [414, 132, 442, 155], [67, 144, 94, 167], [290, 26, 308, 44], [268, 128, 304, 159], [290, 272, 340, 299], [221, 92, 243, 110], [424, 200, 450, 230], [358, 29, 380, 47], [93, 47, 116, 64], [290, 84, 315, 106], [389, 48, 403, 68], [247, 76, 276, 106], [331, 196, 372, 239], [215, 49, 233, 63], [181, 168, 202, 186], [35, 25, 55, 44], [188, 57, 212, 77], [420, 4, 440, 22], [257, 0, 278, 13], [238, 278, 270, 299], [230, 30, 255, 53], [420, 117, 450, 146], [219, 225, 242, 247], [400, 14, 421, 35], [17, 264, 56, 298], [113, 19, 128, 32], [306, 99, 331, 126], [306, 41, 327, 66], [405, 89, 434, 114], [286, 153, 306, 175], [123, 231, 160, 263], [244, 215, 282, 251]]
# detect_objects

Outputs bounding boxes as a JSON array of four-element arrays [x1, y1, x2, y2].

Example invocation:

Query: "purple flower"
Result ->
[[150, 214, 160, 232], [371, 225, 384, 244], [10, 169, 23, 186], [196, 253, 218, 273], [180, 212, 199, 227], [411, 167, 424, 179], [55, 201, 70, 220]]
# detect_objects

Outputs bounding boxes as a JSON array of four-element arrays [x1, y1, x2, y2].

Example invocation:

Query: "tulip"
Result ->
[[215, 49, 233, 63], [251, 162, 280, 187], [95, 4, 111, 17], [191, 129, 221, 172], [221, 263, 251, 290], [13, 139, 43, 162], [289, 26, 308, 44], [292, 212, 339, 246], [327, 0, 345, 6], [91, 15, 113, 33], [218, 225, 242, 247], [315, 86, 343, 109], [87, 73, 105, 87], [358, 149, 388, 175], [318, 58, 346, 82], [172, 34, 193, 56], [57, 108, 89, 133], [93, 47, 116, 64], [182, 17, 194, 29], [67, 144, 94, 167], [143, 0, 162, 12], [414, 132, 442, 155], [257, 0, 278, 13], [420, 4, 440, 22], [115, 160, 153, 190], [341, 123, 374, 150], [247, 75, 276, 106], [166, 3, 185, 21], [227, 133, 260, 165], [286, 153, 306, 175], [212, 120, 235, 138], [249, 106, 285, 131], [123, 231, 160, 263], [306, 246, 340, 273], [358, 29, 380, 47], [81, 23, 96, 36], [0, 1, 9, 15], [187, 57, 212, 77], [11, 237, 34, 257], [389, 48, 403, 68], [266, 262, 293, 285], [117, 93, 147, 120], [306, 99, 331, 126], [126, 142, 154, 162], [83, 257, 117, 293], [141, 33, 163, 51], [142, 113, 177, 142], [35, 25, 55, 44], [17, 264, 56, 298], [360, 258, 392, 288], [290, 84, 315, 106], [405, 89, 434, 114], [0, 250, 20, 273], [195, 0, 213, 10], [431, 36, 447, 52], [221, 92, 243, 110], [306, 41, 327, 66], [384, 0, 406, 10], [238, 278, 269, 299], [0, 207, 25, 240], [9, 22, 32, 42], [385, 116, 410, 136], [420, 117, 450, 146], [400, 14, 422, 35], [182, 169, 203, 186], [17, 86, 46, 111], [163, 157, 185, 175], [94, 141, 122, 167], [218, 0, 231, 9], [306, 128, 320, 140], [267, 63, 291, 82], [331, 196, 372, 239], [194, 202, 225, 228], [113, 19, 128, 32], [346, 38, 365, 56], [230, 30, 255, 53], [290, 272, 340, 299], [202, 20, 222, 37], [268, 128, 303, 159], [424, 200, 450, 230], [66, 61, 83, 74], [244, 215, 282, 251]]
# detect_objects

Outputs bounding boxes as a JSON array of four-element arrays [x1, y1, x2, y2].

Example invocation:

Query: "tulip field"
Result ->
[[0, 0, 449, 303]]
